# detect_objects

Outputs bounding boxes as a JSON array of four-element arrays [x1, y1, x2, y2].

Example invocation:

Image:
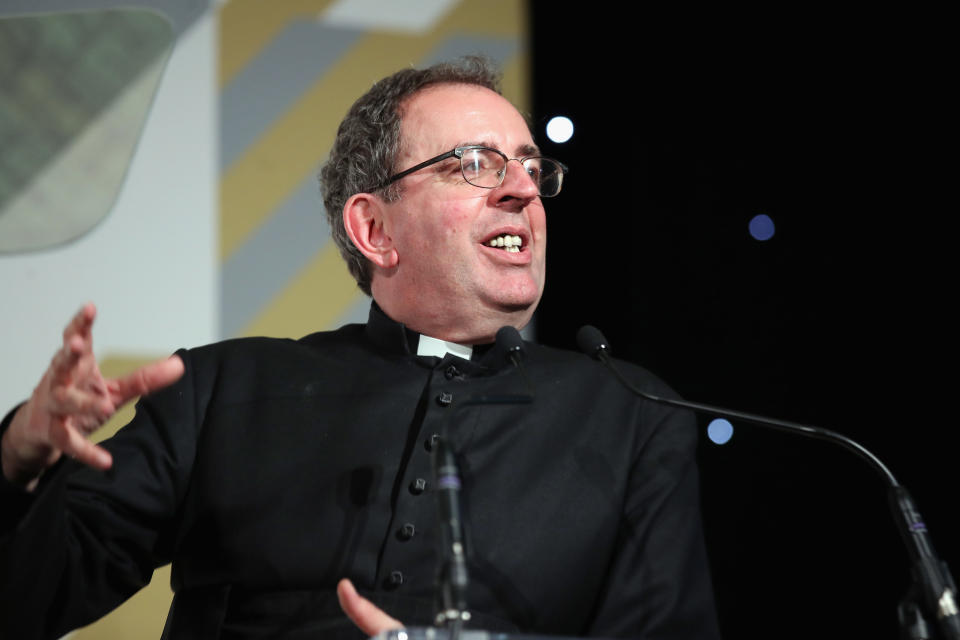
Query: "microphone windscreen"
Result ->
[[576, 325, 610, 359], [495, 326, 525, 357]]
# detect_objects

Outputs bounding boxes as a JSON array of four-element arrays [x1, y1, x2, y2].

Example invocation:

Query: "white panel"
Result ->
[[0, 11, 218, 413], [321, 0, 460, 34]]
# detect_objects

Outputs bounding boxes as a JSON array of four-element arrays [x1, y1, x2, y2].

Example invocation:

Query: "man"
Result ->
[[0, 58, 719, 639]]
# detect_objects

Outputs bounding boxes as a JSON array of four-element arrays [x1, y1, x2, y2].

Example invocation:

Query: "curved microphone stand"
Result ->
[[577, 325, 959, 640]]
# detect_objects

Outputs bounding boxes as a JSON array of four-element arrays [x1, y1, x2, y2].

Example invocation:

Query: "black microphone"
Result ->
[[495, 326, 535, 400], [575, 324, 609, 359], [577, 325, 960, 640], [434, 436, 469, 632], [495, 326, 525, 367]]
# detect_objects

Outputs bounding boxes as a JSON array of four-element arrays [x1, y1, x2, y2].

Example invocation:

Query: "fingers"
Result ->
[[4, 304, 118, 483], [50, 418, 113, 470], [47, 384, 114, 424], [109, 355, 185, 405], [51, 304, 97, 384], [62, 303, 96, 351], [337, 579, 403, 637], [62, 302, 96, 339], [8, 306, 183, 484], [50, 336, 84, 384]]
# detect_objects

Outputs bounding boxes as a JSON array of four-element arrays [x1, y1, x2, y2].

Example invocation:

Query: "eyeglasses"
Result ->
[[377, 145, 568, 198]]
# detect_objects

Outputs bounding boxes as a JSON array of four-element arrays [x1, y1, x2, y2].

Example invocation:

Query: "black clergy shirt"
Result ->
[[0, 303, 720, 640]]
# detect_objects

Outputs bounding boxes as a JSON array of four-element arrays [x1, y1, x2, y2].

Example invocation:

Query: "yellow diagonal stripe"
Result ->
[[239, 243, 364, 338], [435, 0, 528, 37], [218, 0, 337, 88]]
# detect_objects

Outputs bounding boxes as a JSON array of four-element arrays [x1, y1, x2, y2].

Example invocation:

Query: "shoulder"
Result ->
[[161, 324, 370, 405], [524, 340, 683, 400], [523, 340, 698, 452], [183, 323, 366, 367]]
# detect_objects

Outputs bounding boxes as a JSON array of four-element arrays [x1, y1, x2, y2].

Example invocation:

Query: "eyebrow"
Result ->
[[517, 143, 541, 157], [459, 141, 542, 158]]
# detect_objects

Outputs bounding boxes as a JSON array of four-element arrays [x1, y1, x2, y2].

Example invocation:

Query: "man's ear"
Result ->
[[343, 193, 398, 269]]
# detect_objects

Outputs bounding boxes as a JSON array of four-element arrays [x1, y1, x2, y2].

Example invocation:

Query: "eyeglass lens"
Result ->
[[460, 148, 564, 197]]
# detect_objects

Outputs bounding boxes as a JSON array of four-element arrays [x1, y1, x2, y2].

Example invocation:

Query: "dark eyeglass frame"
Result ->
[[376, 145, 568, 197]]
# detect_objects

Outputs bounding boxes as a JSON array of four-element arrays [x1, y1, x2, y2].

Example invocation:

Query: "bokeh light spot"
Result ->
[[546, 116, 574, 143], [708, 418, 734, 445], [749, 214, 775, 241]]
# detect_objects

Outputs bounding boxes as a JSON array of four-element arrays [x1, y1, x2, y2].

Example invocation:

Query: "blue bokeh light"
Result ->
[[707, 418, 734, 445], [749, 214, 775, 241]]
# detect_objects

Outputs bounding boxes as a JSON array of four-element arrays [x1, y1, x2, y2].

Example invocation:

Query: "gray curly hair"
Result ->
[[318, 56, 502, 296]]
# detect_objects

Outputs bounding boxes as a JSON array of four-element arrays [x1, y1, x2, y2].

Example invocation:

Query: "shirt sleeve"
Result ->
[[0, 403, 39, 533]]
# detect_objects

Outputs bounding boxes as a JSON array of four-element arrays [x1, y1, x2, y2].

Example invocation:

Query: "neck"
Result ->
[[372, 293, 532, 345]]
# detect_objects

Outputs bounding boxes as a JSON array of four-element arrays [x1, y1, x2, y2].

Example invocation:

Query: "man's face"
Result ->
[[375, 84, 547, 342]]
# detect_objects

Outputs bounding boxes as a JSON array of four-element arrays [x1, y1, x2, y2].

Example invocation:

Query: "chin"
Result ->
[[487, 291, 541, 318], [494, 298, 536, 313], [476, 276, 543, 318]]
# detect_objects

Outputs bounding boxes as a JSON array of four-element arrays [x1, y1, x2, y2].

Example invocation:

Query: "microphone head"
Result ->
[[495, 326, 525, 359], [576, 325, 611, 360]]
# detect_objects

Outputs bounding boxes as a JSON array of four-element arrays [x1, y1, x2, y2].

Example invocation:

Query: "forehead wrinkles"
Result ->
[[397, 84, 535, 163]]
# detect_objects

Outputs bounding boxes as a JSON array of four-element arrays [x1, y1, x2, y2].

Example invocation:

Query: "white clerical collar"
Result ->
[[416, 334, 473, 360]]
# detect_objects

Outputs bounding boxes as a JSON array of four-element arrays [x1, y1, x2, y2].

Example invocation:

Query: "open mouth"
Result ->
[[485, 233, 524, 253]]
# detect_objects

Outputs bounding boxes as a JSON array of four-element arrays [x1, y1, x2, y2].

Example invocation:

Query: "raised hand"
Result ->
[[0, 303, 184, 489]]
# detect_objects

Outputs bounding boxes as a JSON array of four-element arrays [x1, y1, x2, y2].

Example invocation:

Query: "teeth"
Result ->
[[487, 234, 522, 250]]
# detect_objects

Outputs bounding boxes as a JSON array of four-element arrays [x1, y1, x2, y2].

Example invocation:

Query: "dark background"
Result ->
[[531, 8, 955, 639]]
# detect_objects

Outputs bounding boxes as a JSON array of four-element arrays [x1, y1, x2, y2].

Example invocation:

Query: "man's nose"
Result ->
[[498, 159, 540, 199]]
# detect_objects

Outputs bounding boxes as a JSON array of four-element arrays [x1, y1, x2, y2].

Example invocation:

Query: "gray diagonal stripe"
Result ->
[[220, 21, 363, 171], [220, 174, 328, 338], [334, 293, 372, 327], [421, 35, 518, 69]]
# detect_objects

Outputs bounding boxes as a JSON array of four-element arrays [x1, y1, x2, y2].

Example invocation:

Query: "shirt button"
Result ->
[[409, 478, 427, 495], [397, 523, 416, 541], [444, 365, 461, 380], [436, 391, 453, 406], [387, 570, 404, 588], [424, 433, 440, 452]]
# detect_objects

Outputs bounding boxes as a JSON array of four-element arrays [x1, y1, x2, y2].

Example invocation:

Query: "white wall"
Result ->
[[0, 12, 218, 413]]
